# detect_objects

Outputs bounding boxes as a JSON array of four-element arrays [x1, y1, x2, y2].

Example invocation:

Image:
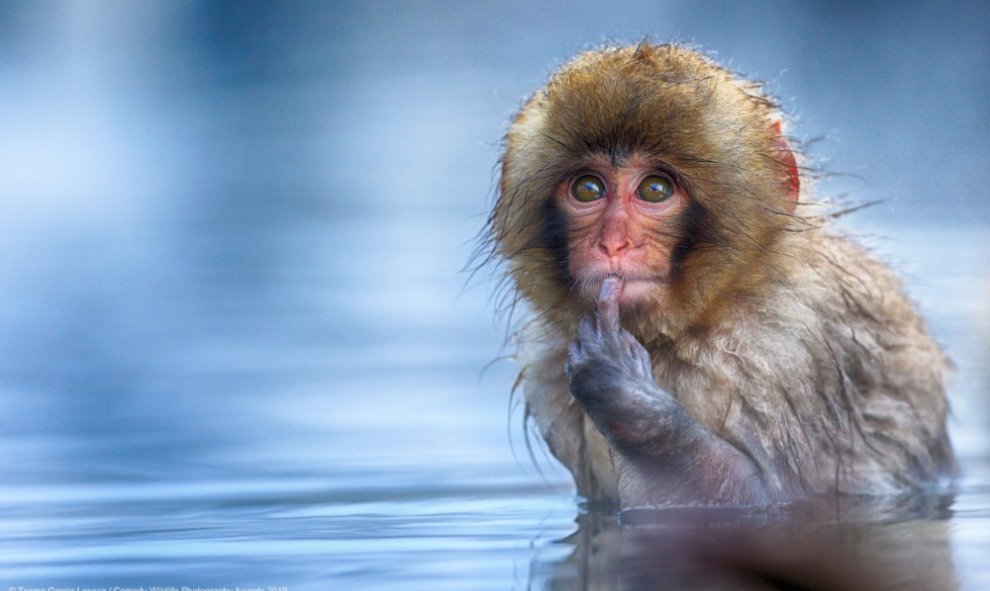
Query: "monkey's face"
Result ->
[[556, 154, 688, 312], [494, 44, 802, 334]]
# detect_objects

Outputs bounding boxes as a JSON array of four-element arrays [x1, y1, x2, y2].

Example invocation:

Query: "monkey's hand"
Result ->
[[565, 278, 773, 509], [566, 279, 654, 385], [565, 277, 668, 450]]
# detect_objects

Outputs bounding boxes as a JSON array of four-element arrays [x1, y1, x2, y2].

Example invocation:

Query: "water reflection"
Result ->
[[539, 503, 959, 590]]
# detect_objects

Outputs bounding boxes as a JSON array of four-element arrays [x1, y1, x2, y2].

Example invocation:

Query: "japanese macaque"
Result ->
[[489, 43, 954, 510]]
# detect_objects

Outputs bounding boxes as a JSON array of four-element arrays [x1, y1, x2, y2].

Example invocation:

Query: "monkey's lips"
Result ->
[[587, 274, 664, 307]]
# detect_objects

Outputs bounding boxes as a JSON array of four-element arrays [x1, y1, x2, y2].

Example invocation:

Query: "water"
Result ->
[[2, 215, 988, 589], [0, 3, 988, 589]]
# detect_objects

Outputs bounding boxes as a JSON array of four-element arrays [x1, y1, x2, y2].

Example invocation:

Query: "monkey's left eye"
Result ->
[[571, 175, 606, 202], [637, 175, 674, 203]]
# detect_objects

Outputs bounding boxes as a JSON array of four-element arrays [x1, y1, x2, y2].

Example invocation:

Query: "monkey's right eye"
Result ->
[[571, 175, 606, 202]]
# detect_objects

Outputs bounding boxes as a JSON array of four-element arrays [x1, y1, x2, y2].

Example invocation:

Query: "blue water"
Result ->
[[1, 208, 988, 589], [0, 3, 988, 589]]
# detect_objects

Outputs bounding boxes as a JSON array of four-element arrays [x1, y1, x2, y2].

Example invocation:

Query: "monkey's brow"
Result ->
[[674, 153, 748, 173]]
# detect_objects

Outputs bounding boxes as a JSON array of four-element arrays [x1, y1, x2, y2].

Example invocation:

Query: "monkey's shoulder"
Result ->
[[787, 232, 945, 355]]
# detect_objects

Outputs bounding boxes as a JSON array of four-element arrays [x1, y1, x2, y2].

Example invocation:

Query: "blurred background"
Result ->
[[0, 1, 987, 588]]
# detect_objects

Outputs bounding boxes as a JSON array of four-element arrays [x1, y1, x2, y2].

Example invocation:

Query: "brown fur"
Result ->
[[488, 43, 954, 502]]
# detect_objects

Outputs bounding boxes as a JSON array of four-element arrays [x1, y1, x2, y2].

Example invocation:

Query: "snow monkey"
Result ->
[[488, 43, 954, 510]]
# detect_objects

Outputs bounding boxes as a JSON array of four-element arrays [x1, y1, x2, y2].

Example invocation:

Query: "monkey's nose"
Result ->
[[599, 237, 633, 257]]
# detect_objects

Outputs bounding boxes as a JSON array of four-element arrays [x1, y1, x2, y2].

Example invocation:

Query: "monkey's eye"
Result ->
[[571, 175, 606, 202], [637, 175, 674, 203]]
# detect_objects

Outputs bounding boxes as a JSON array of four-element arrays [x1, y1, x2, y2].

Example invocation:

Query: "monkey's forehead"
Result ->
[[553, 43, 771, 108], [509, 43, 778, 160]]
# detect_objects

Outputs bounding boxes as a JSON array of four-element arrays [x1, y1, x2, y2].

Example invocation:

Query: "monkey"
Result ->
[[487, 43, 955, 511]]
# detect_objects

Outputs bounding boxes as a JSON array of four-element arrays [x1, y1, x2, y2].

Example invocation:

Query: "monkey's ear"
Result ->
[[770, 120, 800, 212]]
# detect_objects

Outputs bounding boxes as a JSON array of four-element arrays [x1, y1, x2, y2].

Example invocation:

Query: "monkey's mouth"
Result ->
[[584, 274, 664, 307]]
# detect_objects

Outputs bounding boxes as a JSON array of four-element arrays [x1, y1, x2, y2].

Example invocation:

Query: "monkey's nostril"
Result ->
[[599, 239, 632, 257]]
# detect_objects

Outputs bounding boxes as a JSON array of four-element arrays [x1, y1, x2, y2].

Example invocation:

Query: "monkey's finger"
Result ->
[[597, 276, 623, 333], [577, 313, 601, 346]]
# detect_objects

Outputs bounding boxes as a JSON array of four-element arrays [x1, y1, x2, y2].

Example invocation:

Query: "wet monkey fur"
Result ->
[[487, 43, 954, 509]]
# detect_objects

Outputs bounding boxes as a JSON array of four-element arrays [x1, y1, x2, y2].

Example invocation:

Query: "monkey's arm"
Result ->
[[565, 280, 775, 509]]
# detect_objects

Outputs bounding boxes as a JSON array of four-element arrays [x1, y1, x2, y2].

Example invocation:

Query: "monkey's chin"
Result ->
[[615, 278, 664, 308]]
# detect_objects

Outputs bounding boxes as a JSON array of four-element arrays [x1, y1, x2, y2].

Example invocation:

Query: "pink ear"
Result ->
[[770, 120, 800, 212]]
